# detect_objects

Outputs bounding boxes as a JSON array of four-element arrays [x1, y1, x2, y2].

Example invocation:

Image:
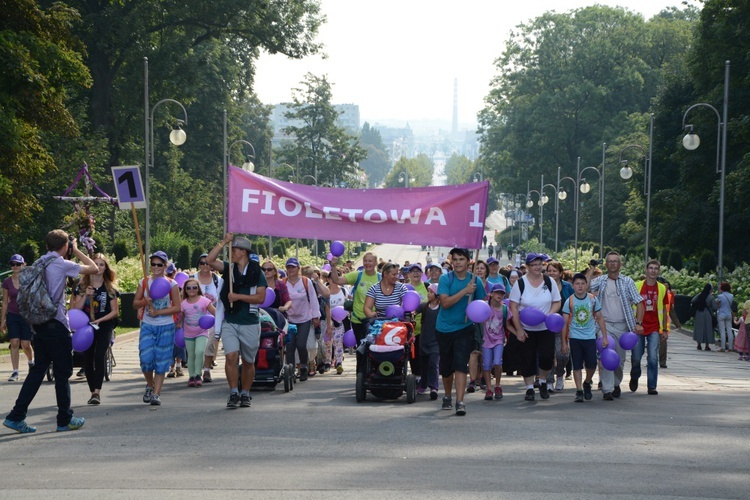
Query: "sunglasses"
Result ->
[[262, 267, 275, 272], [185, 286, 199, 290], [198, 261, 207, 265], [150, 262, 165, 267], [10, 262, 23, 267]]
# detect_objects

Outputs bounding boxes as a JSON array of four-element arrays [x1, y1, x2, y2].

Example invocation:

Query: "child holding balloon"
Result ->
[[481, 283, 515, 401], [179, 279, 216, 387], [561, 273, 608, 402]]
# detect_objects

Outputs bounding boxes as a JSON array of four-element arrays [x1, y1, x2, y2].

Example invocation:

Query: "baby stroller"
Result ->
[[251, 308, 294, 392], [355, 320, 417, 404]]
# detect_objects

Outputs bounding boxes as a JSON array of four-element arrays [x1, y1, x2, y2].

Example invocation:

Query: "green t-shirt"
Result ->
[[412, 283, 429, 335], [345, 270, 380, 324]]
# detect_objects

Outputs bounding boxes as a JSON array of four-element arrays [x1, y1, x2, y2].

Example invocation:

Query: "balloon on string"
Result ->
[[385, 305, 405, 319], [467, 300, 492, 323], [261, 288, 276, 308], [596, 334, 617, 353], [330, 241, 345, 257], [331, 306, 348, 322], [402, 291, 421, 312], [327, 253, 334, 262], [519, 307, 546, 326], [150, 277, 171, 299], [600, 348, 620, 371], [343, 329, 356, 347], [422, 273, 429, 282], [544, 313, 565, 333], [174, 272, 189, 288], [321, 264, 331, 272], [174, 328, 185, 348], [619, 331, 639, 350], [404, 284, 415, 291], [72, 325, 94, 352], [198, 315, 215, 330], [68, 309, 89, 331]]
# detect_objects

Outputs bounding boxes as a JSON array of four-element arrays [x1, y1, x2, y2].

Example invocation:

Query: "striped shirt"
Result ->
[[366, 282, 407, 318]]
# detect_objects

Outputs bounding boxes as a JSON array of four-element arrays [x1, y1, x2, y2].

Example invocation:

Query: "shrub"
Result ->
[[112, 239, 129, 262], [176, 244, 190, 269], [19, 240, 39, 264]]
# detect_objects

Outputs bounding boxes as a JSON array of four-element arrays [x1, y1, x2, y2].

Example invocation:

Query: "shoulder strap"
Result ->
[[544, 274, 552, 292], [518, 277, 525, 295], [302, 276, 311, 303], [352, 271, 364, 292]]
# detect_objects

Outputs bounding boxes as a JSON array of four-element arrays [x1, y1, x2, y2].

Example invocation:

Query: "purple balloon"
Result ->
[[619, 331, 639, 350], [174, 272, 189, 288], [545, 313, 565, 333], [331, 306, 348, 322], [174, 328, 185, 348], [601, 347, 620, 371], [321, 264, 331, 272], [466, 300, 492, 323], [72, 325, 94, 352], [198, 315, 215, 330], [261, 287, 276, 308], [404, 284, 415, 291], [326, 253, 334, 261], [519, 307, 546, 326], [402, 290, 421, 312], [421, 273, 429, 282], [68, 309, 89, 331], [596, 334, 617, 353], [330, 241, 345, 257], [385, 305, 405, 319], [343, 329, 356, 348], [150, 277, 171, 300]]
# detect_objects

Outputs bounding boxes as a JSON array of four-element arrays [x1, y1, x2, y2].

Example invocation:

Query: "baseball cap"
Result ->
[[428, 283, 438, 294], [232, 236, 253, 252], [9, 254, 24, 264], [489, 283, 506, 294], [486, 257, 499, 265], [525, 252, 543, 264], [425, 263, 440, 271], [406, 263, 423, 273], [166, 262, 176, 274], [541, 253, 552, 262], [149, 251, 168, 263], [196, 253, 208, 265], [285, 257, 300, 268]]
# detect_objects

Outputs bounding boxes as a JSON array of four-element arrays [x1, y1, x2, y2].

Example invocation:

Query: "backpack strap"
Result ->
[[352, 271, 364, 295]]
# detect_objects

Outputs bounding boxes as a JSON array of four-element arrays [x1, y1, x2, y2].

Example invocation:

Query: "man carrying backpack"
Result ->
[[4, 230, 98, 433]]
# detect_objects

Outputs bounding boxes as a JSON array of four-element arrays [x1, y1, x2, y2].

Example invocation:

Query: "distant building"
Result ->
[[269, 103, 360, 147]]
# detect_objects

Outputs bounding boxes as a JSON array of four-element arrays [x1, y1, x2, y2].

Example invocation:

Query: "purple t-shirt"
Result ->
[[2, 277, 20, 314]]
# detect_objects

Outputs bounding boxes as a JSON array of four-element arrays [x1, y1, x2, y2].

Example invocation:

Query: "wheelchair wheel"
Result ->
[[283, 365, 292, 393], [104, 347, 114, 382]]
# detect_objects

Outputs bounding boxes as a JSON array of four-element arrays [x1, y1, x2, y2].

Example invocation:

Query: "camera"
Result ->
[[589, 259, 602, 266]]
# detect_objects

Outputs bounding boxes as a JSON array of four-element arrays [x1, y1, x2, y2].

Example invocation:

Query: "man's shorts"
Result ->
[[221, 322, 260, 363], [437, 325, 474, 377]]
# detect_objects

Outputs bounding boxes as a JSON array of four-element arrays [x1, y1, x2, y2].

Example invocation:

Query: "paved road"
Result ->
[[1, 323, 748, 498]]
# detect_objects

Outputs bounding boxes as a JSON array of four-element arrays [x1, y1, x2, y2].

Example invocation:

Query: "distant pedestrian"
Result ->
[[488, 243, 494, 259], [691, 284, 716, 351], [483, 234, 488, 248], [2, 254, 34, 382], [716, 282, 735, 352]]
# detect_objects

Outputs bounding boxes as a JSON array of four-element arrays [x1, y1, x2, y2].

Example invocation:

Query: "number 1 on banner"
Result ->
[[469, 203, 483, 227]]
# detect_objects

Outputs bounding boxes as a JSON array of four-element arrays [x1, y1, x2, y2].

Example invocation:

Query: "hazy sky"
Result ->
[[255, 1, 695, 129]]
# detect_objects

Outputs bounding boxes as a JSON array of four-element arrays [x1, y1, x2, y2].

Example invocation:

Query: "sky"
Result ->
[[254, 0, 695, 131]]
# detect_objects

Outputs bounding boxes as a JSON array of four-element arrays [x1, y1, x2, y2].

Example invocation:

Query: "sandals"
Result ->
[[87, 393, 101, 405]]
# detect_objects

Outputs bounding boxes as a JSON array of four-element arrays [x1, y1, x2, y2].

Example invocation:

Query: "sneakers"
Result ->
[[575, 390, 584, 402], [3, 418, 36, 433], [539, 382, 550, 400], [227, 393, 241, 408], [150, 394, 161, 406], [194, 376, 203, 387], [57, 417, 85, 432], [613, 385, 622, 398], [478, 379, 487, 391], [8, 371, 19, 382], [430, 390, 439, 400], [583, 381, 593, 401], [455, 401, 467, 416], [525, 388, 535, 401], [629, 377, 638, 392], [466, 381, 475, 393], [87, 393, 101, 405], [202, 370, 213, 383], [142, 386, 154, 403], [555, 377, 564, 392], [603, 392, 614, 401], [441, 396, 453, 410], [76, 368, 85, 378], [336, 364, 344, 375], [175, 366, 184, 377], [417, 386, 427, 395], [187, 377, 196, 387], [299, 366, 308, 382], [648, 388, 659, 395], [484, 389, 494, 401], [240, 394, 252, 407], [166, 368, 176, 378], [494, 386, 503, 400]]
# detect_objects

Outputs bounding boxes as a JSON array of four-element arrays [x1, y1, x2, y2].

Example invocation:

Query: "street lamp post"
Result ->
[[144, 57, 188, 260], [527, 185, 543, 251], [473, 172, 483, 183], [618, 114, 654, 264], [576, 158, 603, 271], [515, 194, 529, 247], [398, 170, 414, 187], [681, 60, 730, 283], [223, 109, 255, 256], [556, 167, 577, 255], [540, 176, 556, 251]]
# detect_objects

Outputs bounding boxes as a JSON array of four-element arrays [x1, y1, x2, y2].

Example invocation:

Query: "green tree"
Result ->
[[383, 154, 433, 188], [277, 73, 367, 187], [359, 122, 390, 187], [444, 153, 473, 185]]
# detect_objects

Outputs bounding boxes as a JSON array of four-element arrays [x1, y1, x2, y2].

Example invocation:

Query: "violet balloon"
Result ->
[[402, 290, 421, 312], [466, 300, 492, 323], [330, 241, 345, 257], [72, 325, 94, 352], [545, 313, 565, 333], [619, 331, 639, 350], [600, 348, 620, 371], [68, 309, 90, 331], [331, 306, 348, 322], [326, 253, 334, 262], [385, 305, 405, 319], [149, 277, 171, 300], [174, 328, 186, 348], [261, 288, 276, 308], [519, 307, 546, 326], [198, 315, 215, 330], [174, 271, 189, 288], [404, 284, 415, 291], [342, 329, 356, 348], [596, 334, 617, 353]]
